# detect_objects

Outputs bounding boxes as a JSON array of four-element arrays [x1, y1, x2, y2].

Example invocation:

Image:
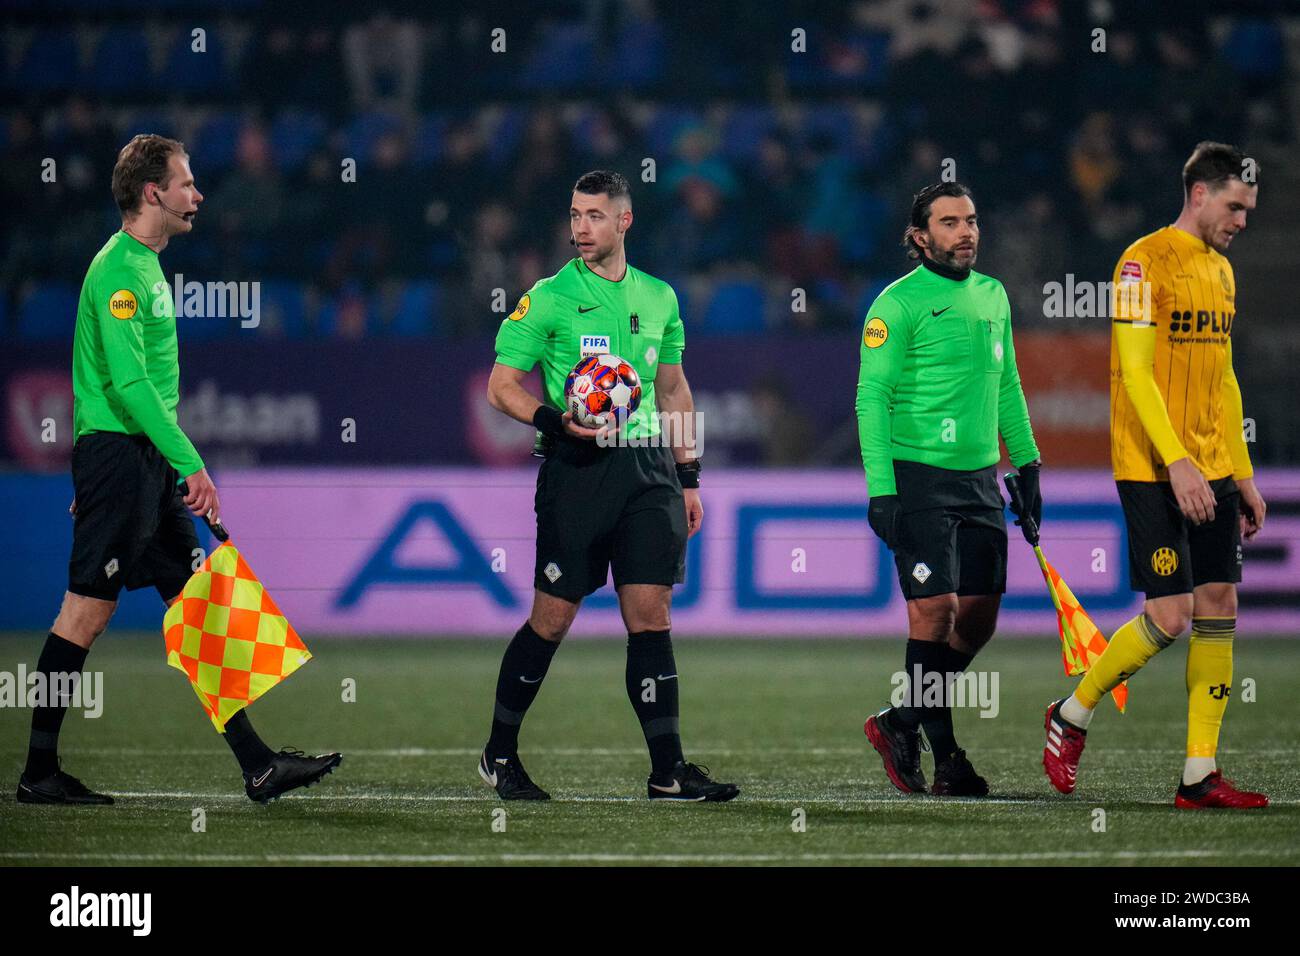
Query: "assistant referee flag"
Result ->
[[163, 541, 311, 731]]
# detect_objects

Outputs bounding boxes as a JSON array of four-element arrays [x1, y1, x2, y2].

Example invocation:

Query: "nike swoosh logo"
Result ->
[[578, 305, 601, 313], [656, 674, 678, 681], [519, 675, 542, 684], [251, 768, 274, 788], [931, 306, 952, 316], [650, 780, 682, 794]]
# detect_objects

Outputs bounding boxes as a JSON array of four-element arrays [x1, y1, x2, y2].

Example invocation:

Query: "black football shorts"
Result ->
[[68, 431, 200, 602], [1117, 478, 1242, 598], [889, 460, 1008, 600], [533, 439, 687, 602]]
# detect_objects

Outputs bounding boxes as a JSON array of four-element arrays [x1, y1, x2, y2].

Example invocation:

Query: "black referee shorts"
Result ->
[[890, 460, 1008, 600], [533, 439, 687, 602], [68, 432, 200, 603], [1117, 478, 1242, 599]]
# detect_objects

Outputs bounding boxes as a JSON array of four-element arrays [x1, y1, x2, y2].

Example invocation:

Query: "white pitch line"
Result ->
[[0, 848, 1294, 864], [28, 746, 1300, 757], [55, 790, 1300, 806]]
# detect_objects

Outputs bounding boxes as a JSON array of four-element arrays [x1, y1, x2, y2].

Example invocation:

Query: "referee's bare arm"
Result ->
[[486, 362, 607, 440], [653, 362, 697, 466]]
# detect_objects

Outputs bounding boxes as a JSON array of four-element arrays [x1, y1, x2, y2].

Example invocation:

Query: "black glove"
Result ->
[[867, 495, 901, 549], [1013, 462, 1042, 531], [532, 404, 566, 439]]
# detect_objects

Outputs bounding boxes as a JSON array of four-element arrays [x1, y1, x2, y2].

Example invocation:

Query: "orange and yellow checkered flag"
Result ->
[[1004, 472, 1127, 713], [163, 539, 312, 732], [1036, 550, 1128, 713]]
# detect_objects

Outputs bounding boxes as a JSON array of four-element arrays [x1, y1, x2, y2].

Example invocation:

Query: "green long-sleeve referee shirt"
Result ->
[[855, 259, 1039, 496]]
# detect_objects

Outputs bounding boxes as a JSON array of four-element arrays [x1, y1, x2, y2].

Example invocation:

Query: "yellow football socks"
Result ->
[[1184, 617, 1234, 784], [1068, 613, 1175, 722]]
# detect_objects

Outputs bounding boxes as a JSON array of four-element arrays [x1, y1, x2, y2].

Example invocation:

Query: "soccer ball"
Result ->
[[564, 354, 641, 428]]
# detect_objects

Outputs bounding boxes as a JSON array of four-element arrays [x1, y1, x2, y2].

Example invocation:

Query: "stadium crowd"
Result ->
[[2, 0, 1288, 339]]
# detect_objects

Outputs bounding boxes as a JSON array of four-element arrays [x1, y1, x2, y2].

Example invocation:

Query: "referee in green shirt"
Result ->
[[17, 135, 339, 806], [858, 182, 1042, 797], [479, 170, 737, 803]]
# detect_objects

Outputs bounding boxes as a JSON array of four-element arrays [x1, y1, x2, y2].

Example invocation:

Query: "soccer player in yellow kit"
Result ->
[[1043, 143, 1268, 808]]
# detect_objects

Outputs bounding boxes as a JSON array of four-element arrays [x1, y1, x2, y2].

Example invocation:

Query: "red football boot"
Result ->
[[1175, 771, 1269, 809], [1043, 699, 1087, 794]]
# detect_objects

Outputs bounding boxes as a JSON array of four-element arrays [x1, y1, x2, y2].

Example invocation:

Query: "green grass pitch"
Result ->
[[1, 633, 1297, 867]]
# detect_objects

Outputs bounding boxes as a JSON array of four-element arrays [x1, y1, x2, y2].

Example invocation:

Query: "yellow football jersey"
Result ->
[[1109, 225, 1248, 482]]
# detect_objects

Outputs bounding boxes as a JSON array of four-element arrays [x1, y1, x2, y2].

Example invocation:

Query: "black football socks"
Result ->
[[922, 644, 975, 761], [485, 622, 560, 761], [890, 638, 940, 731], [222, 710, 276, 773], [23, 632, 89, 781], [625, 630, 685, 774]]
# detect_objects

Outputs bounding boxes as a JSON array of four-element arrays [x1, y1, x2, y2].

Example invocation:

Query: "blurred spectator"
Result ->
[[752, 373, 813, 466], [344, 13, 424, 115]]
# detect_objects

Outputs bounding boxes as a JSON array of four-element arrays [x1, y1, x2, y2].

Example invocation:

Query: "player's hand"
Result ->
[[1167, 457, 1215, 525], [182, 467, 221, 521], [684, 488, 703, 538], [867, 495, 901, 549], [562, 410, 621, 442], [1237, 476, 1266, 541]]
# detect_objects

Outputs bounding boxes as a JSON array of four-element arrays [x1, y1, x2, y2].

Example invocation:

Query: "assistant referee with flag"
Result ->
[[857, 182, 1041, 797], [16, 135, 339, 805]]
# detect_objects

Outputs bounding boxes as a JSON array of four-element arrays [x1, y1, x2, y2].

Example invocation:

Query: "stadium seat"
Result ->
[[520, 23, 594, 90], [163, 27, 227, 93], [485, 107, 528, 167], [86, 27, 153, 94], [801, 104, 856, 154], [610, 18, 666, 89], [269, 111, 327, 170], [15, 29, 80, 92], [193, 111, 245, 172], [121, 109, 179, 139], [343, 111, 404, 164], [256, 281, 308, 338], [412, 114, 447, 167], [374, 281, 445, 337], [646, 107, 704, 157], [398, 281, 443, 337], [702, 281, 766, 334], [721, 107, 776, 162], [18, 283, 80, 340]]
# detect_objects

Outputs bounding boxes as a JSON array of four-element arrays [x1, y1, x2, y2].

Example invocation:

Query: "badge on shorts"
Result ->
[[544, 562, 562, 583], [579, 334, 610, 357], [108, 289, 138, 319], [1151, 547, 1179, 576], [911, 562, 931, 583], [104, 558, 120, 579]]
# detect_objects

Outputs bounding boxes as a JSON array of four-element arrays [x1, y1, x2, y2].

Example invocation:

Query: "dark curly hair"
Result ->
[[902, 181, 974, 259]]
